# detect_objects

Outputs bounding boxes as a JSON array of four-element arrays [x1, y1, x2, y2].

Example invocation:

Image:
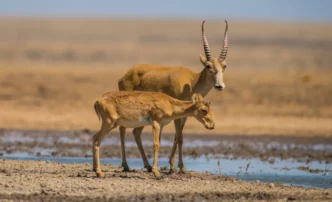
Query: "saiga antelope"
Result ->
[[93, 91, 215, 178], [118, 20, 229, 173]]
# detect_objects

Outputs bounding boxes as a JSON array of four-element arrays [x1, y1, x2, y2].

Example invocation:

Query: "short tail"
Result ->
[[94, 101, 101, 121]]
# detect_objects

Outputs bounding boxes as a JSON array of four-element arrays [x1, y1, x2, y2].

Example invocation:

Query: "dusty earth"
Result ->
[[0, 159, 331, 202]]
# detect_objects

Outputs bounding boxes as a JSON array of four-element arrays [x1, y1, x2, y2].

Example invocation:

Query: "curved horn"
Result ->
[[219, 20, 229, 61], [201, 20, 212, 61]]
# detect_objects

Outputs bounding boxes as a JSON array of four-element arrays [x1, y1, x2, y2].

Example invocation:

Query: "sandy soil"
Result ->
[[0, 67, 331, 136], [0, 159, 331, 202]]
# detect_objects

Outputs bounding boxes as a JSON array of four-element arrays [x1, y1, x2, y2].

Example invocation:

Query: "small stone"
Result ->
[[256, 180, 260, 184], [269, 183, 275, 188], [41, 189, 49, 195], [5, 184, 9, 188]]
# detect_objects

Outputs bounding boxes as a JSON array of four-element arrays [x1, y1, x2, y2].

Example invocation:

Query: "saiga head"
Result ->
[[191, 93, 215, 130], [200, 20, 229, 91]]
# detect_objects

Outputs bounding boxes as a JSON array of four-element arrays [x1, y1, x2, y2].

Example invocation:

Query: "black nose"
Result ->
[[215, 86, 223, 90]]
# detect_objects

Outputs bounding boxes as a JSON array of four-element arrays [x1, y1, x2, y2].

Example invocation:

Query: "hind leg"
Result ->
[[120, 126, 130, 172], [93, 120, 117, 177], [133, 127, 152, 172], [151, 121, 161, 178]]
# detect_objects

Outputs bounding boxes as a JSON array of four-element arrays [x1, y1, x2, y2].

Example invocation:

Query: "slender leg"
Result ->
[[133, 127, 152, 172], [93, 122, 110, 172], [177, 118, 187, 173], [151, 121, 161, 178], [169, 118, 187, 173], [169, 129, 178, 173], [93, 121, 115, 178], [159, 126, 163, 144], [119, 126, 130, 172]]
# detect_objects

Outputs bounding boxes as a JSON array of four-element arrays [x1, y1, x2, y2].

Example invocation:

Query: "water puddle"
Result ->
[[2, 154, 331, 189]]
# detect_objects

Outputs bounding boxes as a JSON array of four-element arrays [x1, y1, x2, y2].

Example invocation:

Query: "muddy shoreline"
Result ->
[[0, 159, 331, 202], [1, 128, 331, 163]]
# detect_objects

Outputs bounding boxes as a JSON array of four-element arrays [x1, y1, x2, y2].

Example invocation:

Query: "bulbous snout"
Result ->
[[214, 84, 225, 91], [213, 71, 226, 91], [205, 122, 215, 130]]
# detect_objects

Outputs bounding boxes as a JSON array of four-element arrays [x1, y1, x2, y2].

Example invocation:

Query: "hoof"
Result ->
[[169, 167, 177, 174], [154, 173, 163, 180], [122, 167, 130, 172], [122, 163, 130, 172], [178, 167, 187, 174], [145, 165, 153, 173], [96, 171, 105, 178]]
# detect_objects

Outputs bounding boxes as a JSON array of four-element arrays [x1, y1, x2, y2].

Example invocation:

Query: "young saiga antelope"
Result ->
[[93, 91, 215, 178]]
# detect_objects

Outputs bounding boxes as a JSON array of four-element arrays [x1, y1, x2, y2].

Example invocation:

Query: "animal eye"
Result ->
[[224, 65, 227, 69], [201, 109, 208, 115]]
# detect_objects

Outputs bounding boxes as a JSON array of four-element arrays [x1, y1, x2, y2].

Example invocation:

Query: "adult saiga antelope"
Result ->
[[118, 20, 229, 173], [93, 91, 215, 178]]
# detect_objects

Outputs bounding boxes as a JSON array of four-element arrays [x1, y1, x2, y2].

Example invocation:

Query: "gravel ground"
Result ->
[[0, 159, 331, 202]]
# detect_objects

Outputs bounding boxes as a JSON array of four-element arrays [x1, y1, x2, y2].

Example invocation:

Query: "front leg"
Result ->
[[169, 130, 178, 173], [151, 121, 161, 178], [173, 118, 187, 174], [119, 126, 130, 172]]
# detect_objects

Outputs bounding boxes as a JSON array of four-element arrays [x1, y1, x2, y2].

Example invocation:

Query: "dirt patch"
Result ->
[[0, 159, 331, 202]]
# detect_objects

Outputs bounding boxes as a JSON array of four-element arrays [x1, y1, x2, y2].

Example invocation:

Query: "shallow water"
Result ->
[[2, 134, 332, 151], [2, 154, 331, 189], [2, 133, 332, 161]]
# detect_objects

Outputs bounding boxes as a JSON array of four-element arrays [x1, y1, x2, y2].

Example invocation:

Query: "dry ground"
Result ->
[[0, 159, 331, 202], [0, 66, 331, 136], [0, 18, 331, 136]]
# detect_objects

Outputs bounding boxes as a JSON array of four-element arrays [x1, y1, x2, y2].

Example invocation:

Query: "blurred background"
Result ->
[[0, 0, 331, 136]]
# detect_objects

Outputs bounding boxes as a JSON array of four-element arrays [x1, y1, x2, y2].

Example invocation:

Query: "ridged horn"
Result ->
[[201, 20, 212, 61], [219, 20, 229, 61]]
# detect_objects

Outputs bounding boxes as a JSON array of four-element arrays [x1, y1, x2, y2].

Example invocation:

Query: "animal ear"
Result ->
[[200, 54, 207, 65], [192, 94, 204, 103], [196, 94, 204, 101], [192, 94, 198, 104]]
